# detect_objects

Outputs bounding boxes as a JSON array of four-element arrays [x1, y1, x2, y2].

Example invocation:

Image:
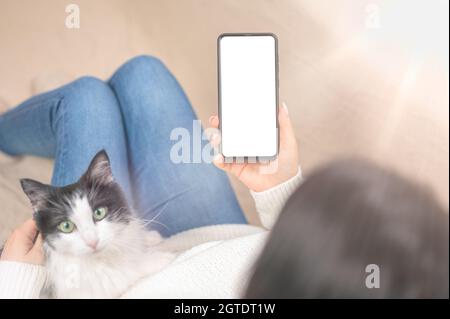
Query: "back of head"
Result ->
[[245, 159, 449, 298]]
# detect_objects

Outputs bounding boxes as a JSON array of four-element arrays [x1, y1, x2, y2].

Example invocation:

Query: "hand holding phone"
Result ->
[[208, 101, 299, 192], [214, 33, 299, 192]]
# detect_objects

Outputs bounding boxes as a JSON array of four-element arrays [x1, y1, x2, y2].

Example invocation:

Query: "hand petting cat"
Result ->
[[0, 219, 44, 265]]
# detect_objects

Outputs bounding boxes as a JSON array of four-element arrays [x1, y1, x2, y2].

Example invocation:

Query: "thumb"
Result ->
[[30, 234, 43, 255], [20, 219, 39, 244], [278, 102, 296, 148], [213, 154, 231, 172]]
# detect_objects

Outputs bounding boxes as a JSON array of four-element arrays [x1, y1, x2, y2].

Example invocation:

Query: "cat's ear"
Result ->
[[83, 150, 114, 185], [20, 178, 52, 211]]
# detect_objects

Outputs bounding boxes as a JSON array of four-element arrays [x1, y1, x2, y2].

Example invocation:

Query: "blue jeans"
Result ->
[[0, 55, 247, 237]]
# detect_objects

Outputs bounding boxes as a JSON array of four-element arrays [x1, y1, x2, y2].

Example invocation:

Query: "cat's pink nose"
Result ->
[[87, 240, 98, 250]]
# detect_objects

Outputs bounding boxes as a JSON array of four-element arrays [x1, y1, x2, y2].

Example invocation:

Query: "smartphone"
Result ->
[[218, 33, 279, 160]]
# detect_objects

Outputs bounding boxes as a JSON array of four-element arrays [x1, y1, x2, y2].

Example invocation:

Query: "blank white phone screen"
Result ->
[[219, 35, 278, 158]]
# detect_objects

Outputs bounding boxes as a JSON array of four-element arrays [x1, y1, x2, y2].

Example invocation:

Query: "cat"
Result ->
[[20, 150, 174, 298]]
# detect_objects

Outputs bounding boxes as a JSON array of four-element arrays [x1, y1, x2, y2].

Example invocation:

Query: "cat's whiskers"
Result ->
[[101, 231, 149, 256], [130, 213, 170, 232], [110, 206, 129, 218], [142, 204, 170, 230]]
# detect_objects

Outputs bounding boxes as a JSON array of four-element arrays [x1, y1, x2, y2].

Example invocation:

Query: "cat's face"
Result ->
[[20, 150, 132, 256]]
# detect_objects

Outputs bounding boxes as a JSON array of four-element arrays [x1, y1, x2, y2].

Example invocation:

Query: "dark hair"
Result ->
[[245, 159, 449, 298]]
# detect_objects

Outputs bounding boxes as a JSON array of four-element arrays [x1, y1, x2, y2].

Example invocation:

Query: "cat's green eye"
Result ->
[[58, 220, 75, 233], [93, 207, 108, 221]]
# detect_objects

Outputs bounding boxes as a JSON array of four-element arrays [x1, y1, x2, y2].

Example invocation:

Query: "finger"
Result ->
[[279, 102, 293, 135], [33, 233, 43, 248], [213, 154, 249, 180], [278, 102, 297, 148], [208, 115, 219, 129], [213, 154, 230, 171], [207, 115, 221, 149], [1, 220, 35, 260], [18, 219, 39, 243], [213, 154, 238, 174], [209, 132, 221, 149], [26, 234, 45, 265], [30, 234, 43, 254]]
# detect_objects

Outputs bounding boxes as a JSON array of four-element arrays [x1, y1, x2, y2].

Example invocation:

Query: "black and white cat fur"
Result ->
[[20, 150, 174, 298]]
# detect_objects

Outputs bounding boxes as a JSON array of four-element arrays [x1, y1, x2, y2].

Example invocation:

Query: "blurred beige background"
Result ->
[[0, 0, 448, 241]]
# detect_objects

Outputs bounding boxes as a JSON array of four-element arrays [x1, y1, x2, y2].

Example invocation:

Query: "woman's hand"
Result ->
[[208, 102, 299, 192], [0, 219, 44, 265]]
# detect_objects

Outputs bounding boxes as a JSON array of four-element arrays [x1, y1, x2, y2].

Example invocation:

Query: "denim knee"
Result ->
[[112, 55, 169, 82], [57, 76, 122, 124], [109, 55, 176, 97], [109, 55, 190, 121]]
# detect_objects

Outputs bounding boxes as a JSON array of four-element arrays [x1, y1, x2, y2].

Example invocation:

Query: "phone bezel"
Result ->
[[217, 32, 279, 162]]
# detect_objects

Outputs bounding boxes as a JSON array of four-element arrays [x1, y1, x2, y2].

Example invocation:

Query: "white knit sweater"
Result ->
[[0, 169, 302, 299]]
